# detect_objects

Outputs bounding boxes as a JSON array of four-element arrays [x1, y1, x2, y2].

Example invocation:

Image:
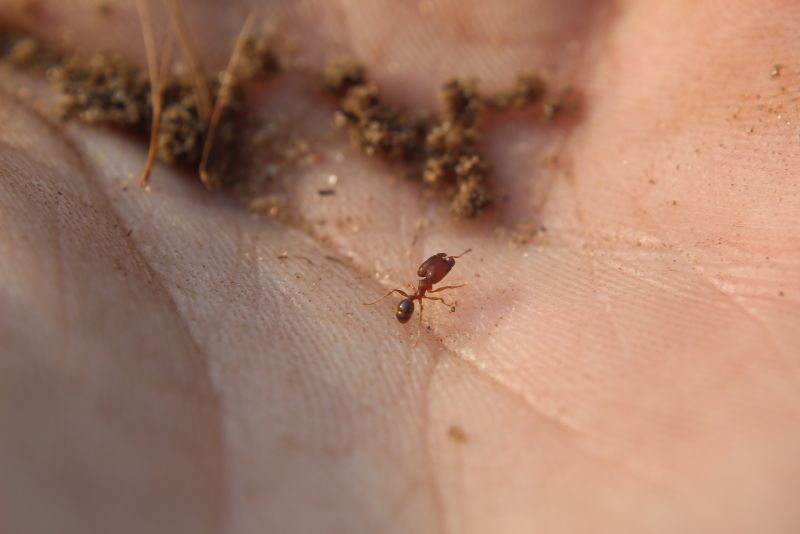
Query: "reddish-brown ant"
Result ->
[[365, 249, 472, 339]]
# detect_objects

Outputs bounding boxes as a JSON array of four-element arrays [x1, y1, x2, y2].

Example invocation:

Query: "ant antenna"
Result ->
[[451, 248, 472, 259], [362, 288, 411, 306]]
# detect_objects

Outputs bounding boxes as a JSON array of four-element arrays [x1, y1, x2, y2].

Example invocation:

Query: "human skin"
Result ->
[[0, 0, 798, 533]]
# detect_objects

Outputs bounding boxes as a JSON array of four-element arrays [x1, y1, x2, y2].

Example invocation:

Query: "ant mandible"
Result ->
[[364, 249, 472, 338]]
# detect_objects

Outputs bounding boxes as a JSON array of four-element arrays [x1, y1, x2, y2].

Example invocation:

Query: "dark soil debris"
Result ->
[[325, 58, 564, 219], [239, 35, 280, 80], [53, 54, 151, 128], [0, 26, 284, 187], [51, 53, 240, 174], [1, 26, 574, 226], [334, 81, 428, 161], [423, 78, 482, 188], [486, 71, 546, 111], [249, 193, 288, 220], [323, 58, 366, 96], [542, 87, 578, 121], [424, 78, 493, 217], [1, 33, 59, 69]]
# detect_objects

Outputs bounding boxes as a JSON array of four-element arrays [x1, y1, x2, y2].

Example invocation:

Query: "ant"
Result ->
[[364, 249, 472, 339]]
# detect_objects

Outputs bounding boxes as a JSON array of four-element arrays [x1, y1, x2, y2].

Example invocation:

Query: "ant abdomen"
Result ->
[[396, 299, 414, 323]]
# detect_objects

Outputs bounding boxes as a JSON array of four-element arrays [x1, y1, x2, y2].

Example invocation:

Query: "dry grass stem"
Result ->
[[198, 10, 256, 189]]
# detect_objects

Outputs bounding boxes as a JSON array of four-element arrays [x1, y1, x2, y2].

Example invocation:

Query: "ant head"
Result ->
[[396, 298, 415, 323]]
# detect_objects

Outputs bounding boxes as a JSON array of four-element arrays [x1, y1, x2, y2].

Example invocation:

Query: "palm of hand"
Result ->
[[1, 1, 798, 533]]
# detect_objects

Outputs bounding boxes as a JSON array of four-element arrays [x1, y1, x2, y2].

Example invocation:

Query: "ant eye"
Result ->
[[396, 299, 414, 323]]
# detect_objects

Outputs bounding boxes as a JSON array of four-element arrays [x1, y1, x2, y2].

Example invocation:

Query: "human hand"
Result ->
[[1, 1, 798, 533]]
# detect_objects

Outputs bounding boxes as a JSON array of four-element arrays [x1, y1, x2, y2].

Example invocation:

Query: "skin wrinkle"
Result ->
[[52, 172, 69, 335], [562, 121, 790, 365], [422, 349, 468, 534], [16, 76, 226, 478], [581, 244, 635, 374], [0, 93, 213, 353], [693, 267, 789, 360], [427, 355, 681, 533], [419, 353, 447, 534], [459, 242, 795, 452], [168, 207, 432, 528], [446, 252, 796, 498], [0, 148, 68, 336], [591, 151, 792, 361], [604, 177, 791, 357], [0, 116, 226, 533], [3, 1, 800, 532], [0, 136, 163, 322], [444, 351, 667, 488]]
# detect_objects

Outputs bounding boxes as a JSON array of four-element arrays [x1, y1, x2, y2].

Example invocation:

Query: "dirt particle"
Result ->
[[53, 54, 151, 127], [450, 172, 492, 218], [509, 222, 541, 248], [770, 64, 782, 78], [415, 217, 431, 230], [96, 0, 112, 16], [325, 255, 347, 265], [440, 77, 482, 124], [5, 36, 39, 67], [249, 194, 289, 220], [157, 79, 218, 165], [486, 71, 546, 111], [542, 153, 560, 169], [542, 87, 578, 121], [323, 58, 366, 96], [333, 81, 428, 161], [495, 222, 543, 248], [294, 255, 315, 265], [447, 425, 467, 443], [239, 35, 280, 80], [425, 78, 495, 217], [0, 33, 59, 70], [423, 78, 482, 187]]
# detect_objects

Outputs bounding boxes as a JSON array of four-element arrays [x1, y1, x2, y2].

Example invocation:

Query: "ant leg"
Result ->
[[362, 288, 410, 306], [428, 283, 467, 294], [450, 248, 472, 259], [415, 298, 425, 345], [424, 295, 453, 308]]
